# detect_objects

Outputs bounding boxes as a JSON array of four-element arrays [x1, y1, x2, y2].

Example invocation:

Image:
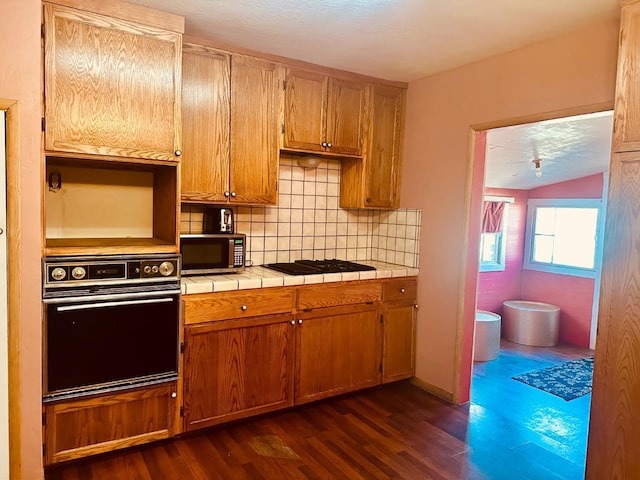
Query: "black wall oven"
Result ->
[[42, 254, 181, 402]]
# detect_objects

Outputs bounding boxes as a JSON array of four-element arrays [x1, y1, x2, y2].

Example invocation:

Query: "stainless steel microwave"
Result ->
[[180, 234, 246, 275]]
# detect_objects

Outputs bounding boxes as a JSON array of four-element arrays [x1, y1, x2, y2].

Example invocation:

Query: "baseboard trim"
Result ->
[[409, 377, 455, 404]]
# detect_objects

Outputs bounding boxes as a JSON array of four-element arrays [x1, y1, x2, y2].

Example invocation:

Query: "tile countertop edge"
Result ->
[[181, 262, 420, 295]]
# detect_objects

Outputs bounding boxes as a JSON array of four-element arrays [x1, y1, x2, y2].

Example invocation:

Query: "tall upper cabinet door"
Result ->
[[43, 4, 182, 162], [181, 44, 230, 202], [340, 84, 406, 209], [613, 2, 640, 153], [283, 69, 327, 153], [229, 55, 283, 205], [363, 85, 405, 209], [325, 78, 366, 157]]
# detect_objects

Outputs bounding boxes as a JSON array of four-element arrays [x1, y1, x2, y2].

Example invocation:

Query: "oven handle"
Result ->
[[55, 297, 175, 312], [43, 288, 180, 305]]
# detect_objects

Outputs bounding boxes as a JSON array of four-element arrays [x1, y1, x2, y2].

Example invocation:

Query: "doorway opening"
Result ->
[[468, 110, 612, 476]]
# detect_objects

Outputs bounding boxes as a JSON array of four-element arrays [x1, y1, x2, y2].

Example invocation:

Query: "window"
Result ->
[[523, 198, 603, 278], [479, 198, 511, 272]]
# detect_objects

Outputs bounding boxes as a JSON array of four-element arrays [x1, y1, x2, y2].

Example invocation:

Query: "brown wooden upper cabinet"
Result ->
[[283, 69, 366, 157], [181, 47, 282, 205], [612, 2, 640, 153], [340, 85, 406, 209], [181, 44, 231, 203], [43, 3, 183, 162]]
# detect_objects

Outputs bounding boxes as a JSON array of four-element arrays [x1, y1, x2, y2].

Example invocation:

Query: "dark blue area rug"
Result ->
[[512, 356, 594, 401]]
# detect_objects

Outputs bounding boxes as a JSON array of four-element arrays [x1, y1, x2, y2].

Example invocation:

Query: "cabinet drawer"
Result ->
[[184, 288, 296, 324], [298, 281, 382, 310], [383, 278, 417, 301], [44, 382, 176, 465]]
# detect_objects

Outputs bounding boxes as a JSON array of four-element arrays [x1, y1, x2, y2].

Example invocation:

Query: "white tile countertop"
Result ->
[[180, 261, 419, 295]]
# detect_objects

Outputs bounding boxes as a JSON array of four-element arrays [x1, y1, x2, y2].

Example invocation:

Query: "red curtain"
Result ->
[[482, 201, 504, 233]]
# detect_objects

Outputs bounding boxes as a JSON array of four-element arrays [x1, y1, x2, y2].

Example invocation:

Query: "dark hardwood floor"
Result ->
[[46, 340, 593, 480]]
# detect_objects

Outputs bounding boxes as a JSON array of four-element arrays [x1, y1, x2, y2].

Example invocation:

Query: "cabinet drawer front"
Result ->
[[298, 281, 382, 310], [184, 288, 295, 324], [44, 382, 176, 465], [383, 278, 417, 301]]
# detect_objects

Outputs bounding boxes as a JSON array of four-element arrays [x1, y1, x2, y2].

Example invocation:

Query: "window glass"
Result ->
[[524, 199, 602, 278]]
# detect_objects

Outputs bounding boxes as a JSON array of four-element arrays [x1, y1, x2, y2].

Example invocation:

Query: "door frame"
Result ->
[[454, 100, 614, 402], [1, 98, 23, 479]]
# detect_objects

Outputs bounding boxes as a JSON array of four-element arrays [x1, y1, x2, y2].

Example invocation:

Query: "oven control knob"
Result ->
[[51, 267, 66, 281], [151, 265, 159, 274], [71, 267, 86, 280], [159, 261, 175, 276], [143, 265, 152, 274]]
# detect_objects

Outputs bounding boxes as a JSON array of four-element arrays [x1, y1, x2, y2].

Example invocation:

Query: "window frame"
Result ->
[[478, 202, 513, 272], [523, 198, 604, 279]]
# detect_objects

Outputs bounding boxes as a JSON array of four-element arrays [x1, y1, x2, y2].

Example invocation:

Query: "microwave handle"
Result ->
[[228, 238, 234, 268]]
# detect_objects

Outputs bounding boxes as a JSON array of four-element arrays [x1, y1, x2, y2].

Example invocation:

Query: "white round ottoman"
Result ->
[[474, 310, 502, 361]]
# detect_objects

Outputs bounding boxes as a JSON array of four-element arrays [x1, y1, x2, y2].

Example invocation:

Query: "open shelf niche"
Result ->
[[44, 157, 179, 256]]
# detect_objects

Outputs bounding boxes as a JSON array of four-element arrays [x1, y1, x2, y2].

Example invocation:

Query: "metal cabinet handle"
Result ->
[[290, 320, 295, 325], [400, 288, 406, 294], [170, 392, 177, 399], [321, 142, 327, 148], [231, 192, 237, 198], [224, 191, 230, 197], [298, 319, 302, 324], [241, 304, 247, 311], [326, 142, 332, 148], [414, 304, 419, 309], [174, 150, 182, 157]]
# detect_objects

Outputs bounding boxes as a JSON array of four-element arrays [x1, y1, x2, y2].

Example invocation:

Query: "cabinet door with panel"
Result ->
[[44, 382, 177, 465], [181, 44, 230, 202], [182, 315, 294, 431], [229, 55, 283, 205], [295, 303, 381, 405], [612, 2, 640, 153], [382, 278, 417, 383], [43, 4, 182, 162], [341, 85, 405, 209], [284, 69, 366, 157]]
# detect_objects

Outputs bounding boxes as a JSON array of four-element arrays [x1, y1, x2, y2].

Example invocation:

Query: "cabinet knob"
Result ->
[[321, 142, 327, 148], [241, 304, 247, 311], [400, 288, 405, 294], [298, 319, 302, 324], [231, 192, 237, 198], [326, 142, 332, 148], [290, 320, 295, 325], [174, 150, 182, 157], [365, 197, 371, 203], [170, 392, 177, 399], [224, 191, 230, 197], [414, 304, 419, 309]]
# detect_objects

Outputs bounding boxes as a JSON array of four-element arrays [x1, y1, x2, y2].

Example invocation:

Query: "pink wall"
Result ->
[[403, 19, 619, 402], [528, 172, 604, 199], [476, 174, 604, 347], [2, 0, 44, 478], [476, 188, 527, 314]]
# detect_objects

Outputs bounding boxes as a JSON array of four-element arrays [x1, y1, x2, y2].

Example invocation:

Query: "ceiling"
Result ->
[[128, 0, 619, 82], [484, 111, 614, 191]]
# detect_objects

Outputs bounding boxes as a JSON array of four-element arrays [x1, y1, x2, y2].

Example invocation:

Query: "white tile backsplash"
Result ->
[[181, 155, 421, 268]]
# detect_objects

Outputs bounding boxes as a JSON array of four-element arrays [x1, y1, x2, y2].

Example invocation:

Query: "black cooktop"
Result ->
[[264, 259, 376, 276]]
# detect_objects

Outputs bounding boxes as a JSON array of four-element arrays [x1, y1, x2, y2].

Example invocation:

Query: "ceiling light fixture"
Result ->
[[532, 159, 542, 178]]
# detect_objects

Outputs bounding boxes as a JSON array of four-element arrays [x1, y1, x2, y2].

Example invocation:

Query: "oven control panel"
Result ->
[[43, 254, 181, 289]]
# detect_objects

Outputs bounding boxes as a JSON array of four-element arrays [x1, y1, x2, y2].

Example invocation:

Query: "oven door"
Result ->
[[43, 289, 180, 401]]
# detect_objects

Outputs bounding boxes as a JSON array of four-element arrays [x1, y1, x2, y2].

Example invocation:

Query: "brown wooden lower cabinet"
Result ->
[[43, 382, 177, 465], [382, 299, 417, 383], [295, 303, 381, 404], [182, 314, 295, 431]]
